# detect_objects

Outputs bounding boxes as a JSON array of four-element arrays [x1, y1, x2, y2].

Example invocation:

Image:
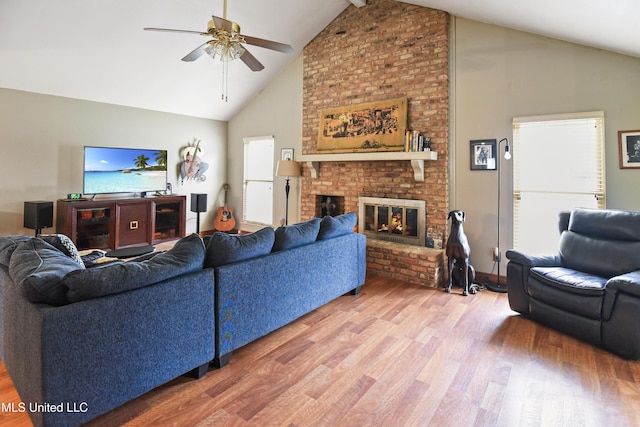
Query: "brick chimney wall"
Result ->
[[301, 0, 450, 246]]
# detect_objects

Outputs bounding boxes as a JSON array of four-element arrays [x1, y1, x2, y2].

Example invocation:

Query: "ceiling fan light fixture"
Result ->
[[204, 43, 217, 59], [204, 40, 244, 62], [218, 41, 245, 61]]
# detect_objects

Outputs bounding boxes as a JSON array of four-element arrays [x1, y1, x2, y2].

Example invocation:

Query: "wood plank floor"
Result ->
[[2, 274, 640, 426]]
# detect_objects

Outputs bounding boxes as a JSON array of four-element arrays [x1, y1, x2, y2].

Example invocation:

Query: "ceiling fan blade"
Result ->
[[210, 16, 235, 33], [240, 48, 265, 72], [182, 43, 209, 62], [144, 27, 208, 36], [242, 35, 293, 53]]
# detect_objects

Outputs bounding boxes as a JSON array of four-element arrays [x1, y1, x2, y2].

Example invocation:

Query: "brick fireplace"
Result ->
[[300, 0, 449, 287]]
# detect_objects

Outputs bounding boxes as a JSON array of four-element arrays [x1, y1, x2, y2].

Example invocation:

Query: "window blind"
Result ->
[[512, 111, 605, 254]]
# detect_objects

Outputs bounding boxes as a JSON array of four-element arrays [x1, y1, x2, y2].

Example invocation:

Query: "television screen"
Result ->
[[83, 146, 168, 195]]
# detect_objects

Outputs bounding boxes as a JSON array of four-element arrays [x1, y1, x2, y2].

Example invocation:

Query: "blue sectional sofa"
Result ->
[[0, 212, 366, 426], [206, 215, 367, 367], [0, 233, 215, 427]]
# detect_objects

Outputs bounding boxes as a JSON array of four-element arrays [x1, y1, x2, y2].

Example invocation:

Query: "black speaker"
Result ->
[[190, 193, 208, 213], [24, 201, 54, 236], [190, 194, 207, 235]]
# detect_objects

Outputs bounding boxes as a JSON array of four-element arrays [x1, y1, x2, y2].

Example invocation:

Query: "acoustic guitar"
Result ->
[[214, 184, 236, 231]]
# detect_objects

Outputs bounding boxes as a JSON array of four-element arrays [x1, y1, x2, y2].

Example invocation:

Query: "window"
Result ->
[[243, 136, 274, 225], [513, 111, 605, 254]]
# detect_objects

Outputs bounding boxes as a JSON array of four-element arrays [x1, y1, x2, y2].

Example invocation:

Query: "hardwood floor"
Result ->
[[2, 274, 640, 426]]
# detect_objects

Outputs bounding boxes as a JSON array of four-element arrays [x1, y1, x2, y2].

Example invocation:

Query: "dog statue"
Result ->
[[445, 210, 480, 296]]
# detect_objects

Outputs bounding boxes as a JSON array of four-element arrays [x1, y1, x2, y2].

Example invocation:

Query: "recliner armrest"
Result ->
[[606, 270, 640, 298], [505, 250, 561, 268]]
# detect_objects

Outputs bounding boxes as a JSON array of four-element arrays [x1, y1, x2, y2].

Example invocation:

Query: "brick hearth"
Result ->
[[301, 0, 449, 287], [367, 240, 445, 288]]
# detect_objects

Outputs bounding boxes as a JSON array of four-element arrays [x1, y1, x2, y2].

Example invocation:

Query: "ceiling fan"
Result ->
[[144, 0, 293, 72]]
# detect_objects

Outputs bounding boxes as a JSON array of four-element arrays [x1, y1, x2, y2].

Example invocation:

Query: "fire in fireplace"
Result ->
[[358, 197, 426, 246]]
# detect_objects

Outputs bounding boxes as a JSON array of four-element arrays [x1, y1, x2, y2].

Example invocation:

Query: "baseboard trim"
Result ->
[[475, 271, 507, 293]]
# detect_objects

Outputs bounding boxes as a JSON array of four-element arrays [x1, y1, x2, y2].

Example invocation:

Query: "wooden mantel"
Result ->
[[298, 151, 438, 182]]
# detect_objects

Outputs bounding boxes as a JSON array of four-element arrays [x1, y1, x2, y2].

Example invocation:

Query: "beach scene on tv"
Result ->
[[84, 147, 168, 194]]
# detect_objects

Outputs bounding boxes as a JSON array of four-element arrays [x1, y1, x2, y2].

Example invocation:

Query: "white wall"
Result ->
[[452, 18, 640, 276], [0, 88, 227, 235], [227, 55, 304, 229]]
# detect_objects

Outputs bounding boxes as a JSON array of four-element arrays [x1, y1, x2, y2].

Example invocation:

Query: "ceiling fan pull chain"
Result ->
[[221, 61, 228, 102], [221, 62, 225, 101]]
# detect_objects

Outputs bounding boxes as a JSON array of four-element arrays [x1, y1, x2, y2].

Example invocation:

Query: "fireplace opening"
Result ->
[[369, 206, 419, 238], [316, 195, 344, 217], [359, 197, 426, 246]]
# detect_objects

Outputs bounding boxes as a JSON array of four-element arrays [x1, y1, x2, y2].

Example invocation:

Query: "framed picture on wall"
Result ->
[[317, 97, 408, 153], [281, 148, 294, 161], [470, 139, 497, 170], [618, 130, 640, 169]]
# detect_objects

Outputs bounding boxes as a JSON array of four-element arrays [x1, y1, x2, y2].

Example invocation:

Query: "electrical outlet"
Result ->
[[493, 247, 500, 262], [434, 238, 442, 249]]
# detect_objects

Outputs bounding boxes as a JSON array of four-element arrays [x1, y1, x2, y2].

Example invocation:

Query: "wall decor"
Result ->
[[618, 130, 640, 169], [180, 138, 209, 184], [317, 97, 408, 153], [281, 148, 294, 161], [470, 139, 497, 170]]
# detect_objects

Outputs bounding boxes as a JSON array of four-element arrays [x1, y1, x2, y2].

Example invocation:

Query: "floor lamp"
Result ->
[[486, 138, 511, 293], [275, 160, 301, 225]]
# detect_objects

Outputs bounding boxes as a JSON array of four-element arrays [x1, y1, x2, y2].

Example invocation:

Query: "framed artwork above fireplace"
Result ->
[[317, 97, 408, 153]]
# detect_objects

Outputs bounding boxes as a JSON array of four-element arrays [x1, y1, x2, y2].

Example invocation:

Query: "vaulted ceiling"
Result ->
[[1, 0, 638, 121]]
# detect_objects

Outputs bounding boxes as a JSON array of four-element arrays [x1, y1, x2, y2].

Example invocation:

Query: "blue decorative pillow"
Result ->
[[0, 235, 33, 267], [64, 233, 205, 303], [272, 217, 321, 252], [317, 212, 357, 240], [39, 234, 84, 266], [9, 238, 83, 306], [204, 227, 275, 268]]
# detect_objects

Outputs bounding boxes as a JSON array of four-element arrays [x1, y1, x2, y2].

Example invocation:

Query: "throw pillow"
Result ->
[[9, 238, 83, 306], [317, 212, 357, 240], [0, 235, 32, 267], [39, 234, 85, 266], [64, 233, 205, 303], [204, 227, 275, 268], [272, 217, 321, 252]]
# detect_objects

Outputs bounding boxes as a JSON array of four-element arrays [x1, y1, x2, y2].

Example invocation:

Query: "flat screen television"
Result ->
[[83, 146, 168, 195]]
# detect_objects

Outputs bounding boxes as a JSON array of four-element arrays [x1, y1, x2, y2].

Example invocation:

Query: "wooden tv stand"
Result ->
[[56, 196, 186, 251]]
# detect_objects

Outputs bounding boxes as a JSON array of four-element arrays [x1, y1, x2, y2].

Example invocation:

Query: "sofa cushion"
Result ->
[[205, 227, 275, 268], [64, 233, 205, 303], [317, 212, 357, 240], [9, 238, 83, 306], [529, 267, 606, 320], [530, 267, 607, 295], [272, 218, 321, 252], [39, 233, 84, 266], [559, 231, 640, 278], [569, 207, 640, 241], [0, 235, 32, 267]]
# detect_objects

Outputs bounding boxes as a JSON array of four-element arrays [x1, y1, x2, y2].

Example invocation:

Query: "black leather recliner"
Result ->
[[506, 207, 640, 359]]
